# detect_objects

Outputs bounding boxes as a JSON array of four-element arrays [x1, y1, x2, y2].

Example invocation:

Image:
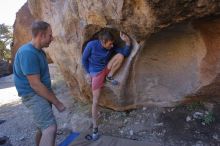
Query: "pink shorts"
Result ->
[[92, 68, 110, 91]]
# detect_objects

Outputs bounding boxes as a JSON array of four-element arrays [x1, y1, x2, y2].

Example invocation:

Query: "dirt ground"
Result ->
[[0, 64, 219, 146]]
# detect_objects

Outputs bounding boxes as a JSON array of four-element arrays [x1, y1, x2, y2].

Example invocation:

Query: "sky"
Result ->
[[0, 0, 27, 26]]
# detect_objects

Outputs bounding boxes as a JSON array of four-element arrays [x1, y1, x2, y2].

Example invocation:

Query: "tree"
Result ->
[[0, 24, 12, 61]]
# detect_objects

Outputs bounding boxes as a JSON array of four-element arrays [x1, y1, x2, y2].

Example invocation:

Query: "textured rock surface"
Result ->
[[193, 17, 220, 102], [14, 0, 220, 110], [12, 3, 34, 62], [126, 23, 207, 107], [0, 60, 11, 77], [12, 2, 52, 63]]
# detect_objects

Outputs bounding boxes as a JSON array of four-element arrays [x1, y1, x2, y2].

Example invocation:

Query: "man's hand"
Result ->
[[120, 32, 131, 46], [85, 74, 91, 84], [54, 101, 66, 112], [27, 74, 66, 112]]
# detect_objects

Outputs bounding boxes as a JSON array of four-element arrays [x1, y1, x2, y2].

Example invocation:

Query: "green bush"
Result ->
[[0, 24, 12, 61]]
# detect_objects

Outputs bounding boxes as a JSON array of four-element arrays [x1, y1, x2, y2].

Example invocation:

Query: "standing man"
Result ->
[[82, 30, 131, 140], [13, 21, 65, 146]]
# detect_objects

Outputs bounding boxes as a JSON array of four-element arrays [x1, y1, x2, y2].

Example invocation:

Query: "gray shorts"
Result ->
[[22, 94, 57, 130]]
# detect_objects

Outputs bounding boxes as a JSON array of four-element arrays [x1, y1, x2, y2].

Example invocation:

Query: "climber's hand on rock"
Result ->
[[120, 32, 131, 46]]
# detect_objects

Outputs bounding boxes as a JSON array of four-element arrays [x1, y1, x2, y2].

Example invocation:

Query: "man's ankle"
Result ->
[[107, 73, 113, 78], [93, 127, 98, 134], [106, 76, 113, 80]]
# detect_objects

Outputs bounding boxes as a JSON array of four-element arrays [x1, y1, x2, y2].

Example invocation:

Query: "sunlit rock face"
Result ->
[[12, 2, 52, 63], [13, 0, 220, 110], [12, 3, 34, 62]]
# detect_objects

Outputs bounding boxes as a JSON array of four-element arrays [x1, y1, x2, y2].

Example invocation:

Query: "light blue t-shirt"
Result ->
[[13, 42, 51, 97]]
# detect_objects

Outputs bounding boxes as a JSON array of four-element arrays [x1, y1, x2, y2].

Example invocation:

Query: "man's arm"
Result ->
[[19, 51, 65, 112], [116, 32, 132, 57], [119, 45, 131, 57], [82, 43, 93, 83], [27, 74, 65, 112], [82, 44, 91, 74]]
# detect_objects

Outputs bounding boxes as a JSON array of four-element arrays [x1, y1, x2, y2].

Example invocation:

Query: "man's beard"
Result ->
[[43, 42, 51, 48]]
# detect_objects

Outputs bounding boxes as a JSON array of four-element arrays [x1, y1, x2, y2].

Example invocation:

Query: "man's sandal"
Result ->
[[85, 133, 100, 141]]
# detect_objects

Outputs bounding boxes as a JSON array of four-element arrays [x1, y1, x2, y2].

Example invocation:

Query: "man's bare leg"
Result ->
[[35, 128, 42, 146], [92, 88, 101, 129], [107, 53, 124, 77], [106, 53, 124, 85], [39, 124, 57, 146]]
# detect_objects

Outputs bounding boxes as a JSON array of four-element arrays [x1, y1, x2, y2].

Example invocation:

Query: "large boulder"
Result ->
[[12, 2, 53, 63], [0, 60, 11, 77], [12, 3, 34, 62], [13, 0, 220, 110]]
